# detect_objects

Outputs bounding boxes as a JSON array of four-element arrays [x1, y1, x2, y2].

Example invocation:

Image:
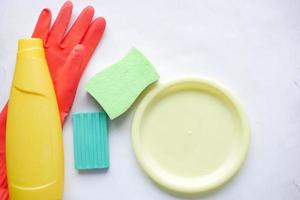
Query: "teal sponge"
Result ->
[[72, 112, 109, 170], [85, 48, 159, 119]]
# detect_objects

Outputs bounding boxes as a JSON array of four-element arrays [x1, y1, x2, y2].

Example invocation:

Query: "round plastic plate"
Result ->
[[132, 78, 250, 196]]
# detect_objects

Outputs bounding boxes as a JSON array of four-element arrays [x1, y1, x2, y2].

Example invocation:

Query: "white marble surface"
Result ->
[[0, 0, 300, 199]]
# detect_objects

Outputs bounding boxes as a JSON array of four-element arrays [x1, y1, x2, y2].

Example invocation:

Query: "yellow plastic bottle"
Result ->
[[6, 39, 64, 200]]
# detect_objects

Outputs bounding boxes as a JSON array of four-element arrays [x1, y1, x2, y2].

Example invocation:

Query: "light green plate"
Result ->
[[132, 78, 250, 196]]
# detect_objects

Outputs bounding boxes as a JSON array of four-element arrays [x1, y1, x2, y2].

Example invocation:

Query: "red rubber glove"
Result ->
[[0, 1, 106, 199]]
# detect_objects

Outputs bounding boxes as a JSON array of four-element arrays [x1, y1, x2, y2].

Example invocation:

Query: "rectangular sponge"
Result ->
[[85, 48, 159, 119], [72, 112, 109, 170]]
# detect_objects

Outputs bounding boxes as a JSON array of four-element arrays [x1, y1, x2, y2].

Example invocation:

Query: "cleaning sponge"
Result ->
[[72, 112, 109, 170], [85, 48, 159, 119]]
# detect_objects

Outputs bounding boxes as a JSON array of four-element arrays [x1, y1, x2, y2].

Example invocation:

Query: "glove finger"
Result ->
[[60, 6, 94, 51], [55, 45, 85, 123], [32, 8, 51, 44], [46, 1, 73, 47], [81, 17, 106, 67]]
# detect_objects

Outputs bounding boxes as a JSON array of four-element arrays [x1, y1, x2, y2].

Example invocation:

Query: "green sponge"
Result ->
[[72, 112, 109, 170], [85, 48, 159, 119]]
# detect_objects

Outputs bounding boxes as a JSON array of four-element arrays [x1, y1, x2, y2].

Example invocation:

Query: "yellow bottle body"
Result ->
[[6, 39, 64, 200]]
